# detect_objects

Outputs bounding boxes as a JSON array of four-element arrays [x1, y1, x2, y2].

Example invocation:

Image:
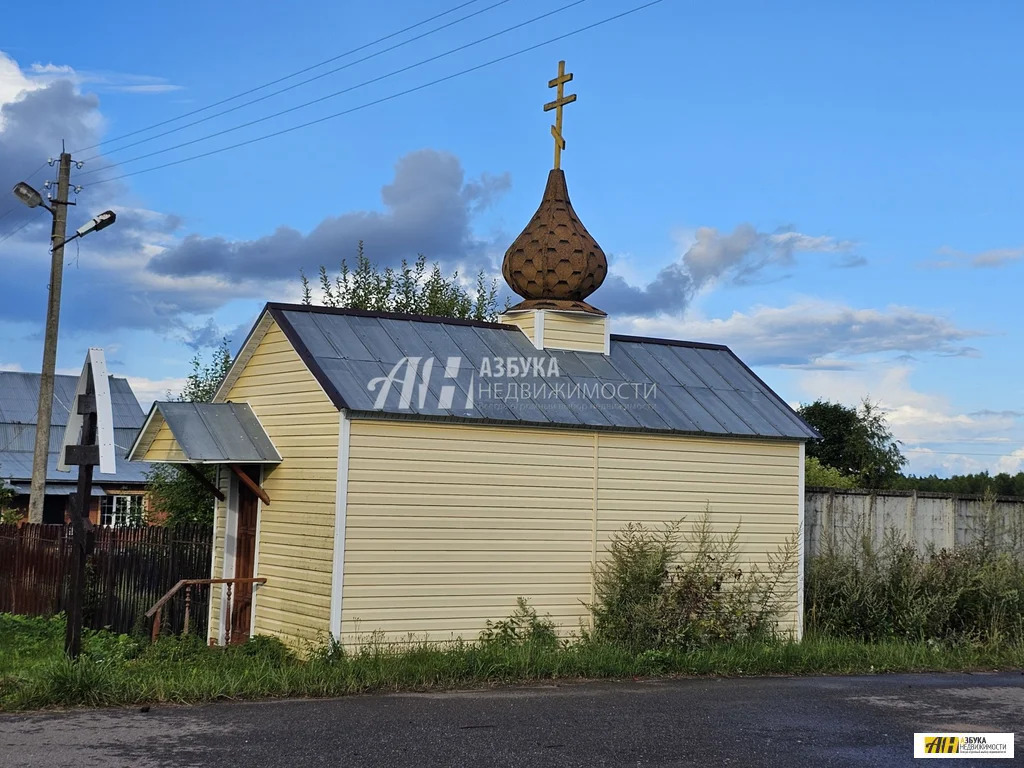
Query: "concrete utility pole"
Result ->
[[27, 152, 72, 523]]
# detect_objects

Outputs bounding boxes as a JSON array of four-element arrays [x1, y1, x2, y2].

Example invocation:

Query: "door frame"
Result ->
[[219, 465, 264, 645]]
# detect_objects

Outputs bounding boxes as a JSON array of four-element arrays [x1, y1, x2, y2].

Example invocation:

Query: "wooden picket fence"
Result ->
[[0, 523, 213, 636]]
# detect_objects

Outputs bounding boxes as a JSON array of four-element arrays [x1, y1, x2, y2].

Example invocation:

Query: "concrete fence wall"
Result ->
[[804, 487, 1024, 559]]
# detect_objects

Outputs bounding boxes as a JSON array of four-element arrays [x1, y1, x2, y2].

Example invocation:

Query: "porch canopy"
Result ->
[[128, 402, 281, 504]]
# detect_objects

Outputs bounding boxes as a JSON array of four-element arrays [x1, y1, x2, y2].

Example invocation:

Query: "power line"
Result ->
[[86, 0, 665, 188], [79, 0, 516, 163], [73, 0, 492, 154], [79, 0, 592, 179], [0, 160, 52, 235], [0, 217, 36, 246]]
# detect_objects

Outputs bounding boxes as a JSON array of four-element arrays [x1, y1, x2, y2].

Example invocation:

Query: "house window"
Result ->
[[100, 494, 144, 527]]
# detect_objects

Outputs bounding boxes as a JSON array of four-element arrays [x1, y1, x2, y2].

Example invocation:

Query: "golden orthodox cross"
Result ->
[[544, 60, 576, 170]]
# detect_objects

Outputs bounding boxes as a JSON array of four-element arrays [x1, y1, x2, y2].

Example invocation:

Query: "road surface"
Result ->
[[1, 672, 1021, 767]]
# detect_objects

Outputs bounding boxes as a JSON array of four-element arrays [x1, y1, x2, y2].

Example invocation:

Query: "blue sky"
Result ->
[[1, 0, 1022, 476]]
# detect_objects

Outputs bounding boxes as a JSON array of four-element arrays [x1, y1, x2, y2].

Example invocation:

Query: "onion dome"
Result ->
[[501, 168, 607, 315]]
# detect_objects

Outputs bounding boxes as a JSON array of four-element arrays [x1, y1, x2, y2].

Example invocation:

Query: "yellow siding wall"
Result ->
[[498, 310, 538, 347], [144, 419, 187, 462], [341, 421, 595, 641], [211, 321, 339, 647], [596, 433, 802, 635], [341, 419, 802, 643], [540, 311, 607, 353]]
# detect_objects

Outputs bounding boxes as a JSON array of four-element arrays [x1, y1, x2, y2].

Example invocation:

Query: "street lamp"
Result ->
[[13, 182, 50, 211], [12, 157, 118, 524]]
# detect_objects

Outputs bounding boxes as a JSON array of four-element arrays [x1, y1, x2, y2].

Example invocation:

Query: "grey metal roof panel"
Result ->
[[155, 402, 281, 463], [267, 305, 818, 441], [0, 371, 151, 485], [0, 444, 151, 486], [0, 371, 144, 429]]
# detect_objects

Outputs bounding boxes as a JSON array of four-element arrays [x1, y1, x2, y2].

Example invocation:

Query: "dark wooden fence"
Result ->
[[0, 523, 213, 636]]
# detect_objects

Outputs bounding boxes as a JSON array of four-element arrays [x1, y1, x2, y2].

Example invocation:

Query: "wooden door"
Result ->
[[230, 467, 260, 643]]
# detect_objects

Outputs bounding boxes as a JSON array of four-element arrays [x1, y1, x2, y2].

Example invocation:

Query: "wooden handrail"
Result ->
[[145, 577, 266, 618], [145, 577, 267, 643]]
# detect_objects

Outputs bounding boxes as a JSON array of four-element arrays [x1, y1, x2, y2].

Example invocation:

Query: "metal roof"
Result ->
[[0, 372, 151, 488], [132, 402, 282, 463], [265, 304, 818, 441], [0, 371, 144, 428]]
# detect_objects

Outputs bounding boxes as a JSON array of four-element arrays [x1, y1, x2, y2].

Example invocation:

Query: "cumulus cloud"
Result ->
[[920, 245, 1024, 269], [149, 150, 510, 281], [616, 300, 981, 366], [792, 364, 1024, 476], [122, 375, 187, 410], [596, 224, 860, 314], [0, 50, 509, 340]]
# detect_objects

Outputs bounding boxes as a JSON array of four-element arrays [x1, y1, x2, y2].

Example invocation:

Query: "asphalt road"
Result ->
[[1, 673, 1021, 767]]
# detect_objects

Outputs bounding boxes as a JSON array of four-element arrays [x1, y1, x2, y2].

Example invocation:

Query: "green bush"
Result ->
[[806, 533, 1024, 643], [590, 512, 798, 652], [479, 598, 559, 650]]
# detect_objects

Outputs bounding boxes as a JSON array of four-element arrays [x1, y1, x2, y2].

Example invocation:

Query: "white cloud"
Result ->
[[921, 245, 1024, 269], [123, 375, 186, 410], [996, 448, 1024, 475], [792, 364, 1023, 475], [598, 225, 861, 315], [614, 300, 980, 366]]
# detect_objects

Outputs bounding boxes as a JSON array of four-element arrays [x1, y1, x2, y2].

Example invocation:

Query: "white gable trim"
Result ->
[[213, 309, 275, 404], [329, 411, 352, 640], [796, 441, 806, 641]]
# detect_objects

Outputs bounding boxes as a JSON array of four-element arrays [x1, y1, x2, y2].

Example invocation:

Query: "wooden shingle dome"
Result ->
[[501, 169, 607, 315]]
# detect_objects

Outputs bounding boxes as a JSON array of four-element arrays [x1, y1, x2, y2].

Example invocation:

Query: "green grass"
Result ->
[[1, 614, 1021, 712]]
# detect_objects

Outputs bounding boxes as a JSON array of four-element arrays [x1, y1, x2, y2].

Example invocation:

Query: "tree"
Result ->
[[145, 341, 233, 527], [892, 471, 1024, 497], [0, 470, 20, 525], [301, 242, 500, 321], [798, 398, 907, 488], [804, 456, 856, 489]]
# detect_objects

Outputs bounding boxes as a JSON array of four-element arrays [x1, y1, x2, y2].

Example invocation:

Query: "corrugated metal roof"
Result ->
[[147, 402, 282, 463], [0, 441, 150, 486], [0, 372, 150, 487], [267, 305, 818, 441], [0, 371, 144, 428]]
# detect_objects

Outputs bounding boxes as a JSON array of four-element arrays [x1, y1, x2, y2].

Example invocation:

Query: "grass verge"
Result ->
[[1, 614, 1021, 712]]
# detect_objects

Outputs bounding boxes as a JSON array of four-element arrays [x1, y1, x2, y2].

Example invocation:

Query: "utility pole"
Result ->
[[27, 152, 72, 523]]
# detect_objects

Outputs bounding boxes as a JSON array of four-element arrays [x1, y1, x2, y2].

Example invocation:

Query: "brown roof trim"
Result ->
[[265, 302, 516, 331], [346, 409, 810, 443], [609, 333, 730, 351]]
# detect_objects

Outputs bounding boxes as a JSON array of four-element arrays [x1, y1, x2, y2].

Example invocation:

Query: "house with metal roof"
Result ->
[[129, 65, 817, 649], [0, 371, 152, 525]]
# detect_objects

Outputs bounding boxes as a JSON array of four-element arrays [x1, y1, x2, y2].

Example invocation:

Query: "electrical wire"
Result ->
[[0, 160, 52, 237], [0, 217, 37, 246], [72, 0, 494, 155], [85, 0, 665, 188], [78, 0, 592, 179], [78, 0, 516, 164]]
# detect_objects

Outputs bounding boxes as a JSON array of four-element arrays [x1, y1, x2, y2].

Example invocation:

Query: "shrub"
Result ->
[[479, 598, 559, 650], [590, 512, 798, 652], [806, 532, 1024, 643]]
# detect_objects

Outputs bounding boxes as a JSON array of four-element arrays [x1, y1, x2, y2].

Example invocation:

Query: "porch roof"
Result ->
[[128, 402, 282, 464]]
